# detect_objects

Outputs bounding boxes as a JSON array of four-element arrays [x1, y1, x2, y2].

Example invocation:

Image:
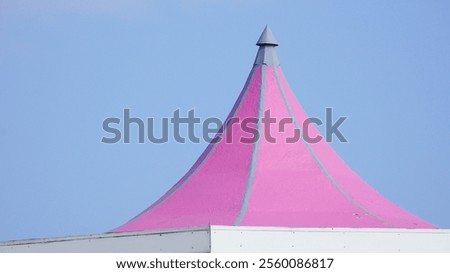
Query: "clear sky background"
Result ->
[[0, 1, 449, 241]]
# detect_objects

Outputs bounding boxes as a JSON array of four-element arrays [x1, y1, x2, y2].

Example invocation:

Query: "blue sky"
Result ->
[[0, 1, 449, 241]]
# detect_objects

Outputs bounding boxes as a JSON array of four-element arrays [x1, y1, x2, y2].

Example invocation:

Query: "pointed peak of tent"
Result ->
[[254, 25, 279, 66], [256, 25, 278, 46]]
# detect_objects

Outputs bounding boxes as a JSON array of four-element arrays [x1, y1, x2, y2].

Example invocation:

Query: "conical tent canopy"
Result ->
[[113, 27, 435, 232]]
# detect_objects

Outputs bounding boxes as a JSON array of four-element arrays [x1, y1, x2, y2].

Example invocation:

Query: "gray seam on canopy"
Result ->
[[273, 67, 393, 227], [234, 65, 266, 225], [119, 67, 258, 225]]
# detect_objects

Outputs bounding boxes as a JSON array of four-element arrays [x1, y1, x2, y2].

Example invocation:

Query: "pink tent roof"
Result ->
[[113, 26, 436, 232]]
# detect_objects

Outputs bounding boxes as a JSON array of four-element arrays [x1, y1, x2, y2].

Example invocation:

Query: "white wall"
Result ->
[[1, 226, 449, 253], [210, 226, 450, 252], [0, 227, 210, 253]]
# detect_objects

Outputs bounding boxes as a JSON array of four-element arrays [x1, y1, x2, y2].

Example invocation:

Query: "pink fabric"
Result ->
[[240, 66, 384, 227], [113, 63, 436, 232], [276, 67, 436, 228], [113, 67, 262, 232]]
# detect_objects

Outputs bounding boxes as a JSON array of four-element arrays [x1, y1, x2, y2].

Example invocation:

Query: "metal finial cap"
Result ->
[[256, 25, 278, 46]]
